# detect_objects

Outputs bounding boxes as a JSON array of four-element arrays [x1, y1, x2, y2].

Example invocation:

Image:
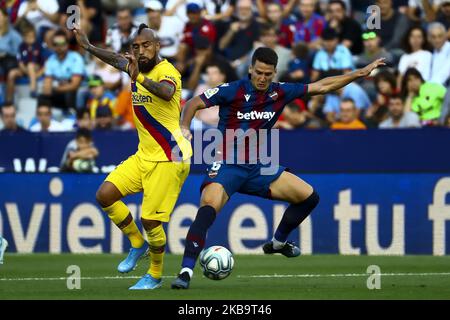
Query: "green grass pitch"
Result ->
[[1, 254, 450, 300]]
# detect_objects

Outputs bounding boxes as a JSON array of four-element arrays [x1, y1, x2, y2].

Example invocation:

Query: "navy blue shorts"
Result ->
[[200, 162, 287, 199]]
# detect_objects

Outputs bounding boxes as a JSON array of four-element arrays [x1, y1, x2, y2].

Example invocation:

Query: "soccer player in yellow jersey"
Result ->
[[73, 24, 192, 290]]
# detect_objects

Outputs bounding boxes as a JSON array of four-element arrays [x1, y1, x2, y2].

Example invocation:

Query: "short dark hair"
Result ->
[[251, 47, 278, 67], [53, 29, 67, 39], [329, 0, 347, 11], [341, 98, 355, 106], [76, 128, 92, 140], [389, 93, 403, 102], [260, 24, 276, 37], [138, 23, 149, 35], [374, 70, 396, 90], [0, 7, 7, 17], [0, 102, 15, 115], [76, 108, 90, 120], [37, 96, 52, 110]]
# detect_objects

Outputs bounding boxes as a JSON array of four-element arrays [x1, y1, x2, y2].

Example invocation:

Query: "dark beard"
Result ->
[[138, 56, 157, 73]]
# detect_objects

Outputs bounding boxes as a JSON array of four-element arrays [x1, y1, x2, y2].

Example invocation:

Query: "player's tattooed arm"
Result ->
[[308, 58, 386, 96], [138, 78, 175, 101], [86, 46, 129, 72], [72, 26, 128, 72]]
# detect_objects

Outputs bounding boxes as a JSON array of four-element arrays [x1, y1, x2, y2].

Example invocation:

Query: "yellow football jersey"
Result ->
[[131, 59, 192, 162]]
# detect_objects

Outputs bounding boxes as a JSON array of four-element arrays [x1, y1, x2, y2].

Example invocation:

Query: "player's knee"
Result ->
[[96, 187, 113, 208], [295, 190, 320, 209], [140, 218, 161, 231]]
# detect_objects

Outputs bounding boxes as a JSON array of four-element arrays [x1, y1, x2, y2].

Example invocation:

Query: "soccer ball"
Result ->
[[199, 245, 234, 280]]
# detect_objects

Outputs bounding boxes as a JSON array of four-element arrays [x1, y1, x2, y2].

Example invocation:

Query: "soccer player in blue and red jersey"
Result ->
[[171, 47, 385, 289]]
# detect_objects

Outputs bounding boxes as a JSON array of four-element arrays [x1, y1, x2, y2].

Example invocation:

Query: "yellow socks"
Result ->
[[103, 201, 145, 248], [146, 224, 166, 279]]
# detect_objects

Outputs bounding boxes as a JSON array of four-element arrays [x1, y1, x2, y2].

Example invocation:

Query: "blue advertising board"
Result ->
[[1, 173, 449, 255], [2, 128, 450, 173]]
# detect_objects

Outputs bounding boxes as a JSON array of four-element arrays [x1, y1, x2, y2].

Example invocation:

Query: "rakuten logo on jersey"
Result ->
[[237, 111, 276, 120]]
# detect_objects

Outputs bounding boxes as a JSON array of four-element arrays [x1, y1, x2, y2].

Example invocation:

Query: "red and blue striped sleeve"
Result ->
[[199, 83, 234, 108]]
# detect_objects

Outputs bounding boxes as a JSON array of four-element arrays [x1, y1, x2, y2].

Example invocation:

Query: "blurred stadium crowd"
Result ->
[[1, 0, 450, 133]]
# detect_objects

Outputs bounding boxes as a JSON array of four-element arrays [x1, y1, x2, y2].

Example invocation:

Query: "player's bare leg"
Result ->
[[129, 219, 164, 290], [96, 181, 147, 272], [172, 183, 229, 289], [263, 171, 320, 257]]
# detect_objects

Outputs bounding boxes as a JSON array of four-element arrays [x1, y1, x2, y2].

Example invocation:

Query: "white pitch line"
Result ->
[[1, 272, 450, 282], [237, 272, 450, 278]]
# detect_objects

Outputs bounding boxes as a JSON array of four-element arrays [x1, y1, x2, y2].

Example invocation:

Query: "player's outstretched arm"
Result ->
[[180, 95, 207, 140], [72, 26, 129, 73], [307, 58, 386, 96]]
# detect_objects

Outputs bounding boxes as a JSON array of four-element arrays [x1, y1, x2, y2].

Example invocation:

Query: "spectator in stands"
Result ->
[[6, 26, 46, 101], [0, 7, 22, 85], [0, 0, 21, 24], [326, 0, 363, 55], [322, 71, 372, 123], [0, 102, 27, 132], [436, 0, 450, 33], [15, 0, 59, 41], [406, 0, 442, 23], [401, 67, 424, 112], [176, 2, 217, 75], [145, 0, 184, 62], [105, 7, 138, 53], [191, 63, 226, 129], [275, 99, 311, 129], [264, 2, 295, 48], [94, 105, 116, 131], [185, 35, 237, 90], [379, 94, 421, 128], [398, 26, 432, 84], [281, 42, 310, 83], [293, 0, 326, 50], [90, 48, 125, 92], [428, 22, 450, 86], [365, 70, 398, 127], [376, 0, 410, 50], [355, 30, 394, 69], [219, 0, 260, 70], [86, 75, 116, 121], [330, 98, 367, 130], [256, 0, 297, 21], [60, 127, 98, 173], [203, 0, 235, 22], [114, 86, 135, 130], [164, 0, 204, 23], [58, 0, 105, 45], [244, 24, 291, 81], [40, 29, 85, 112], [311, 27, 354, 81], [29, 100, 66, 132], [75, 108, 93, 130]]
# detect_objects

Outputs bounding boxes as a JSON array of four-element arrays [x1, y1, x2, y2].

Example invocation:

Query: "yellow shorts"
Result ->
[[105, 154, 190, 222]]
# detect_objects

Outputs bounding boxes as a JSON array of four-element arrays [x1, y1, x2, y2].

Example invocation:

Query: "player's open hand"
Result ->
[[72, 24, 90, 50], [358, 58, 386, 77], [181, 126, 192, 141], [124, 52, 139, 82]]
